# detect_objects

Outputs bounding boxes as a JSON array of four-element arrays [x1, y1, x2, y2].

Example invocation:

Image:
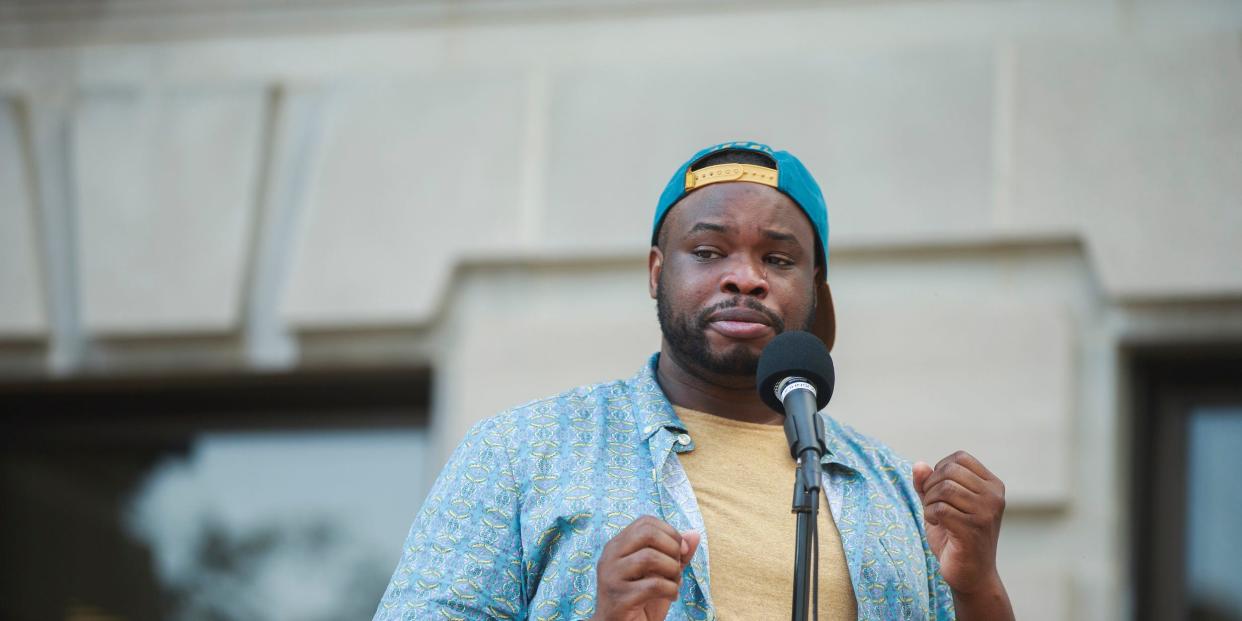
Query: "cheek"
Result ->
[[773, 278, 816, 314], [668, 288, 714, 319], [663, 263, 718, 304]]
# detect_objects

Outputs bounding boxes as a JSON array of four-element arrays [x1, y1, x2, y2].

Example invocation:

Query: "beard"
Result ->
[[656, 272, 815, 378]]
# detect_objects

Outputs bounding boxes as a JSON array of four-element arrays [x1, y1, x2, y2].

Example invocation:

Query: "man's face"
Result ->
[[650, 182, 819, 380]]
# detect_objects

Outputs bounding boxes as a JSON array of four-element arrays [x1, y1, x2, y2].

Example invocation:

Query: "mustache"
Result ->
[[695, 296, 785, 333]]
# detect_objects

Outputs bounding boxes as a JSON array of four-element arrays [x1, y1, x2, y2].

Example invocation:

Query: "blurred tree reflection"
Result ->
[[161, 517, 388, 621]]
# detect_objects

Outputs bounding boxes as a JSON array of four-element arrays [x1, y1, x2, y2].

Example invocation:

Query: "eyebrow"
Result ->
[[688, 222, 731, 235], [687, 222, 801, 245], [763, 230, 798, 244]]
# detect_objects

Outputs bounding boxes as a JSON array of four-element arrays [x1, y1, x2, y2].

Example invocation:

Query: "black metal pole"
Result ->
[[790, 453, 821, 621], [783, 383, 827, 621]]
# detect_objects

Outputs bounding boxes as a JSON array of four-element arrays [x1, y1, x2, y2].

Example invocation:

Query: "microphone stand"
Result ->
[[782, 381, 828, 621]]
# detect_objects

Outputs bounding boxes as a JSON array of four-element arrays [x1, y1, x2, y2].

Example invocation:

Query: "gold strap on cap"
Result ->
[[685, 163, 779, 192]]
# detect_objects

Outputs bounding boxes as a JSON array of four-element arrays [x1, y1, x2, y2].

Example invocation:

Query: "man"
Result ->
[[374, 141, 1015, 620]]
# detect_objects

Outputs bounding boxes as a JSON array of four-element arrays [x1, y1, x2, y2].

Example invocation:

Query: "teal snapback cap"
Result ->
[[651, 140, 836, 350], [652, 140, 830, 272]]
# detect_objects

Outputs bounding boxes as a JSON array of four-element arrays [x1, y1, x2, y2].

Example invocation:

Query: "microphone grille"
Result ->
[[756, 330, 835, 414]]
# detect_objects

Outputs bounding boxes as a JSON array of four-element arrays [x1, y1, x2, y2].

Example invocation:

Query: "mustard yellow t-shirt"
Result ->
[[674, 406, 857, 621]]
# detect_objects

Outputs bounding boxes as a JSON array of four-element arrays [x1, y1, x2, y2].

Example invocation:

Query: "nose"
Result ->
[[721, 255, 768, 298]]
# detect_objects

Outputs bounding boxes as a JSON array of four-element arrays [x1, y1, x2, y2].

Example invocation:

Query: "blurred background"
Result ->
[[1, 1, 1241, 620]]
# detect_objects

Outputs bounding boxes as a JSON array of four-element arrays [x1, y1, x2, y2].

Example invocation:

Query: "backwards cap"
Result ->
[[651, 140, 836, 350]]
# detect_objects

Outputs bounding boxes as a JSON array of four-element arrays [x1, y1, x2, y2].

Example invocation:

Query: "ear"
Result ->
[[648, 246, 663, 299]]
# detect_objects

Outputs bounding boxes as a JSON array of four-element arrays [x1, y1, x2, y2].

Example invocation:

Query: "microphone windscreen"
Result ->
[[756, 330, 835, 414]]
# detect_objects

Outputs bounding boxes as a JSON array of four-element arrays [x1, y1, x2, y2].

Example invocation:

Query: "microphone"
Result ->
[[756, 330, 835, 621], [756, 330, 835, 461]]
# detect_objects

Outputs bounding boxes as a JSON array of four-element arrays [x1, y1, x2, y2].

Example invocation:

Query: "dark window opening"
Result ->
[[1, 367, 431, 621], [1129, 344, 1242, 621]]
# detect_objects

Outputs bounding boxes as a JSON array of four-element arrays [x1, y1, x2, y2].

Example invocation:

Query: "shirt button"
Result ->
[[676, 434, 691, 446]]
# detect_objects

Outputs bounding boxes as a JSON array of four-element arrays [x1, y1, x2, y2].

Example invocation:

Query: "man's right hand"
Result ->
[[592, 515, 701, 621]]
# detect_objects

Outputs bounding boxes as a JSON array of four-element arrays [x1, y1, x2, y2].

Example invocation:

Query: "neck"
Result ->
[[656, 342, 783, 425]]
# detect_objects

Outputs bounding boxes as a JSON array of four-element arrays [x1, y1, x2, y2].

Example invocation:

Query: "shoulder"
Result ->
[[456, 369, 653, 471], [821, 416, 920, 507], [480, 374, 644, 430], [823, 415, 910, 469], [470, 356, 662, 435]]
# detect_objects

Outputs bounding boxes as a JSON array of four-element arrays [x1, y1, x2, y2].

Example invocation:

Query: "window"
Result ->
[[0, 367, 431, 620], [1129, 345, 1242, 621]]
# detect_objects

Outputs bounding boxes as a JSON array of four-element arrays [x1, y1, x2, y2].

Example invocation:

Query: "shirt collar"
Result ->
[[820, 423, 862, 474], [632, 353, 687, 440], [631, 353, 861, 475]]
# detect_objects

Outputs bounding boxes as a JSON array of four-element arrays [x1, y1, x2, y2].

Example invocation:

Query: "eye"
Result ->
[[766, 254, 795, 268], [692, 248, 722, 260]]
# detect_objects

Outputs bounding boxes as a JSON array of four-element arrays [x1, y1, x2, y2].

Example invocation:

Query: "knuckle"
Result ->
[[642, 578, 678, 600], [628, 515, 655, 533], [659, 580, 681, 599], [930, 482, 957, 504], [629, 525, 654, 544], [632, 548, 661, 568], [944, 480, 964, 497], [641, 515, 668, 532]]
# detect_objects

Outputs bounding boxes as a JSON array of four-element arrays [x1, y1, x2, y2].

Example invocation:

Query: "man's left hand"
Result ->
[[913, 450, 1013, 620]]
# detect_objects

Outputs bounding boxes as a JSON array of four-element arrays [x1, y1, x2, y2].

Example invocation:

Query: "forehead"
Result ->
[[663, 182, 814, 239]]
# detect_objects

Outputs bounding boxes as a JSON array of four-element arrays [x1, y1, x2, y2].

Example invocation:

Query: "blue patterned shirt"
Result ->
[[374, 354, 955, 620]]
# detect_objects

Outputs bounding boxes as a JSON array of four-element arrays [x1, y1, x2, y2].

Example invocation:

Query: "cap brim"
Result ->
[[811, 281, 836, 352]]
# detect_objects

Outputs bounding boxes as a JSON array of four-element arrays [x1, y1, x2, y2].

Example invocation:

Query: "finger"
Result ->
[[617, 547, 683, 582], [618, 576, 681, 609], [923, 460, 986, 495], [678, 530, 700, 568], [912, 461, 933, 502], [921, 479, 979, 516], [923, 500, 973, 528], [935, 450, 997, 482], [611, 516, 683, 560]]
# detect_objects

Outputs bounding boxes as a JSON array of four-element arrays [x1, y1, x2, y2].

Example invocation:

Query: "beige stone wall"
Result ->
[[3, 2, 1242, 619]]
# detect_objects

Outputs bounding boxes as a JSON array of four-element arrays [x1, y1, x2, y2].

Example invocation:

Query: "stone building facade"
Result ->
[[2, 2, 1241, 619]]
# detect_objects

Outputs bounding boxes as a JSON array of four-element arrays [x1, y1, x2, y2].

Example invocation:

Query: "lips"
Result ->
[[706, 307, 775, 340]]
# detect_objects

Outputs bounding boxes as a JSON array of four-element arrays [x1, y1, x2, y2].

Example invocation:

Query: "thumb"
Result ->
[[678, 530, 700, 568], [912, 461, 932, 503]]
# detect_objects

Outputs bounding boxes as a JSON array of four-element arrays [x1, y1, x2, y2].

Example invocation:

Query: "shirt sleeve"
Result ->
[[373, 414, 526, 621], [894, 456, 957, 621], [906, 462, 956, 621], [924, 535, 957, 620]]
